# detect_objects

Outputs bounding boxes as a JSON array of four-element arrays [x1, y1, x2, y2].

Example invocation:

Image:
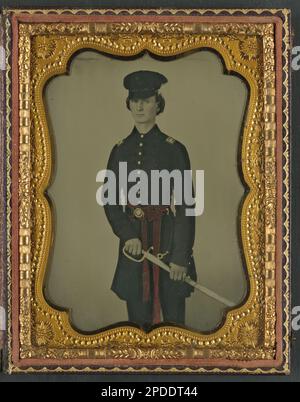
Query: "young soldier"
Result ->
[[104, 70, 196, 330]]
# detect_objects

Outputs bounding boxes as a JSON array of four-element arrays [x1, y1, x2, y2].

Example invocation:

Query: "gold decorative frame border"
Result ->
[[5, 8, 290, 374]]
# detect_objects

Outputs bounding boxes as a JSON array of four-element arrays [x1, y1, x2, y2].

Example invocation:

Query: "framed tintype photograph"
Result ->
[[0, 7, 290, 374]]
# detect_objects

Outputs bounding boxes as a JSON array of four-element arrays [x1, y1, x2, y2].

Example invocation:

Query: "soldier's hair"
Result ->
[[126, 92, 165, 115]]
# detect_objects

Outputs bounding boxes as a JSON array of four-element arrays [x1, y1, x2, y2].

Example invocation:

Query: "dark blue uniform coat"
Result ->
[[104, 124, 197, 302]]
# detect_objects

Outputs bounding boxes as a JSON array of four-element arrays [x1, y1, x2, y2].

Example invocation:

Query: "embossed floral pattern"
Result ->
[[35, 321, 53, 346]]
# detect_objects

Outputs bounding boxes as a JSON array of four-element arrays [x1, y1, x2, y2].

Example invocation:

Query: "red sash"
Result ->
[[127, 205, 169, 324]]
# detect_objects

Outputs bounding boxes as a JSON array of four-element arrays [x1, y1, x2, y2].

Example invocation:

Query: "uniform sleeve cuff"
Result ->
[[169, 252, 190, 267], [119, 228, 139, 244]]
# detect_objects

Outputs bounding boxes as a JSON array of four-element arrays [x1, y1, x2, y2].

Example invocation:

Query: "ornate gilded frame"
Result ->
[[5, 8, 290, 374]]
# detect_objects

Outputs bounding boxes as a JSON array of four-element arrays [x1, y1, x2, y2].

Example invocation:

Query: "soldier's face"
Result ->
[[129, 96, 159, 124]]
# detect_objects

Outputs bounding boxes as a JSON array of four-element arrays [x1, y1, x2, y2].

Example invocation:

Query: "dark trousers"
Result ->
[[127, 292, 186, 330]]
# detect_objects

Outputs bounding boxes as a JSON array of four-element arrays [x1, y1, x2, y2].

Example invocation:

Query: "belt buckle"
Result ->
[[133, 207, 144, 219]]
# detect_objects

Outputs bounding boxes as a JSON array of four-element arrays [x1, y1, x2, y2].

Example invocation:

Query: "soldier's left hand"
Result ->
[[169, 263, 188, 282]]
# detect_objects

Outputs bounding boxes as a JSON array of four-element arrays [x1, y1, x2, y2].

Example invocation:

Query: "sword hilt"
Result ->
[[122, 246, 153, 263], [122, 246, 169, 263]]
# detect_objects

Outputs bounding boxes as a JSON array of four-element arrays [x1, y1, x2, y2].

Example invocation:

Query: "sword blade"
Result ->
[[143, 250, 235, 308]]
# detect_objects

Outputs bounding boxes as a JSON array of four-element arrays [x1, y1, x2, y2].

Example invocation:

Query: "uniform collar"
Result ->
[[131, 124, 160, 138]]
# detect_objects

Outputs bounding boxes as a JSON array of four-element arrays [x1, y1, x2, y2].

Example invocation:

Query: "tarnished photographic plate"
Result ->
[[0, 8, 290, 374]]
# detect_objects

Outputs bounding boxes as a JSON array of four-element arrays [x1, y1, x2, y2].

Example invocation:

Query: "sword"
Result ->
[[122, 246, 235, 308]]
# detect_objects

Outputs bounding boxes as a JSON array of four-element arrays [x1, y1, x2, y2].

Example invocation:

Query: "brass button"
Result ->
[[137, 161, 141, 165], [140, 134, 144, 138], [138, 151, 142, 156], [139, 143, 143, 147]]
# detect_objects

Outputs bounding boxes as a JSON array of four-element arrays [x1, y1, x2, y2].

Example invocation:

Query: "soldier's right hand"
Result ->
[[124, 238, 142, 256]]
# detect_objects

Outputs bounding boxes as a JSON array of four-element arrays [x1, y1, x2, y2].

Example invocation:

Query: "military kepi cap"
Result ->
[[124, 70, 168, 99]]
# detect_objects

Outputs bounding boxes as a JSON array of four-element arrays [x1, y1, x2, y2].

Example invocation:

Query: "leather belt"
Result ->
[[126, 204, 170, 324]]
